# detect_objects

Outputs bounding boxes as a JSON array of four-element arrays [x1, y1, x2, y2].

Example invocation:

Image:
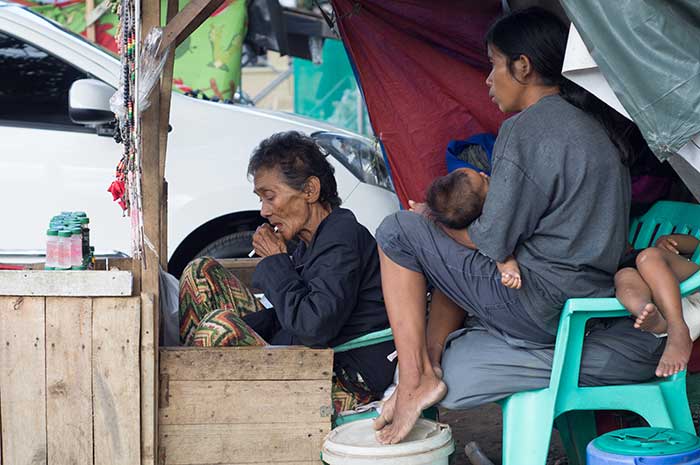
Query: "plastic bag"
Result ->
[[138, 27, 170, 112]]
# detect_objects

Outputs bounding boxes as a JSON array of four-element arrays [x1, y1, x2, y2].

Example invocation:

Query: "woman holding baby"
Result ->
[[373, 7, 665, 444]]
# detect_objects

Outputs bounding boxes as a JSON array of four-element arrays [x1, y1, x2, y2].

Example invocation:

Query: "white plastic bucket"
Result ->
[[322, 418, 454, 465]]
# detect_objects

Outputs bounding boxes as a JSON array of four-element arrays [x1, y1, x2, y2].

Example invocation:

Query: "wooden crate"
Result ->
[[0, 266, 158, 465], [0, 294, 148, 465], [158, 346, 334, 465]]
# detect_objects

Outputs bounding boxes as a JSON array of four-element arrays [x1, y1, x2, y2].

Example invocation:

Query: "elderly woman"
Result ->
[[178, 131, 396, 412]]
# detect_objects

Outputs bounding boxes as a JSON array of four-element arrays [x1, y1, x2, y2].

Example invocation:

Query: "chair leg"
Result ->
[[659, 378, 696, 434], [501, 395, 554, 465], [554, 410, 597, 465]]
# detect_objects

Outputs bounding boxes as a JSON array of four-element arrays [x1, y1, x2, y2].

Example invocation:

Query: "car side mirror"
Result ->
[[69, 79, 115, 125]]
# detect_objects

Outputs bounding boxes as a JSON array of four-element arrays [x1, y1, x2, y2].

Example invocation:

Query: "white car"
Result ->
[[0, 3, 399, 276]]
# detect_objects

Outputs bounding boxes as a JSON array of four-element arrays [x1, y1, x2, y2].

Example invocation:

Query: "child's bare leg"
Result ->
[[615, 267, 664, 333], [637, 248, 699, 377], [426, 290, 465, 378]]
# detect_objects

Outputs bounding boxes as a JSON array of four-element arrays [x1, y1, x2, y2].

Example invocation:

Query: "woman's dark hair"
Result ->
[[426, 170, 483, 229], [485, 7, 637, 166], [247, 131, 342, 208]]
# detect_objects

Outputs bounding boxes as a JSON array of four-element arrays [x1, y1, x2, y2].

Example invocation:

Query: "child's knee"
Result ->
[[636, 247, 663, 267], [615, 267, 637, 286]]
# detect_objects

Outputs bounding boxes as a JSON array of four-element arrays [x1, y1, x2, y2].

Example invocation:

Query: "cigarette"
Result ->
[[248, 225, 278, 257]]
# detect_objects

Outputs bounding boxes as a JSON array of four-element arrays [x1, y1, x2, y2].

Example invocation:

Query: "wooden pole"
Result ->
[[136, 0, 227, 458], [85, 0, 96, 41], [138, 2, 161, 465], [161, 0, 227, 50], [158, 0, 180, 270]]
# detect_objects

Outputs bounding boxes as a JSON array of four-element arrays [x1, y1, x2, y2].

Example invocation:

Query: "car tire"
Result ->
[[195, 230, 255, 260]]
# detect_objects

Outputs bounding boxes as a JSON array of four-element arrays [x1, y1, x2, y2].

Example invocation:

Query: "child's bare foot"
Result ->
[[656, 323, 693, 377], [633, 303, 667, 334], [375, 373, 447, 444]]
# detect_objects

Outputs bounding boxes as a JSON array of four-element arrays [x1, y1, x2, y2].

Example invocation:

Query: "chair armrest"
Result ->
[[681, 270, 700, 296], [332, 328, 393, 353]]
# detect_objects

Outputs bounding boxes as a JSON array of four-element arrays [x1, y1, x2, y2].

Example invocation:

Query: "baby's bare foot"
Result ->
[[656, 323, 692, 377], [634, 303, 667, 334]]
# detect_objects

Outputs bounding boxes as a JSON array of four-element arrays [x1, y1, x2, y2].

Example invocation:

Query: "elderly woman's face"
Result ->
[[253, 167, 311, 241]]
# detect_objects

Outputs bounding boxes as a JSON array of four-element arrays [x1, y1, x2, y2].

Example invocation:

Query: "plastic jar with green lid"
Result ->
[[57, 230, 72, 270]]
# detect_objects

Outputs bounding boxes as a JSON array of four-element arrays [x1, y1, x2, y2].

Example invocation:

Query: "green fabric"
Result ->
[[26, 1, 119, 53], [559, 1, 700, 160], [24, 0, 246, 99], [164, 0, 247, 99]]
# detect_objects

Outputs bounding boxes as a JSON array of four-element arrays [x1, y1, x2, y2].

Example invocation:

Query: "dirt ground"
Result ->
[[439, 374, 700, 465], [440, 404, 567, 465]]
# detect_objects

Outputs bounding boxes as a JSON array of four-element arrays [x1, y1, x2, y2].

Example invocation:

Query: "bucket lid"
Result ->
[[592, 427, 700, 456], [322, 419, 454, 465]]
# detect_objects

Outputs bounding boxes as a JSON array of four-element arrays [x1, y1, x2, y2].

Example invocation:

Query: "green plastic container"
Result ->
[[588, 427, 700, 464]]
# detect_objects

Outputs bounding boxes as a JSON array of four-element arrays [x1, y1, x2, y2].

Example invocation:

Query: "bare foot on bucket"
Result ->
[[375, 373, 447, 444], [656, 322, 692, 377], [633, 303, 667, 334], [374, 388, 397, 431], [374, 364, 443, 431]]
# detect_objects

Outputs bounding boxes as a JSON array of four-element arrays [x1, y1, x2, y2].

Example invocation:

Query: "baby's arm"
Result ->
[[496, 255, 521, 289], [655, 234, 700, 256]]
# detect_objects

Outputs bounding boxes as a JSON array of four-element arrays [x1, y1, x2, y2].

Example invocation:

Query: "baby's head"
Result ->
[[426, 168, 489, 229]]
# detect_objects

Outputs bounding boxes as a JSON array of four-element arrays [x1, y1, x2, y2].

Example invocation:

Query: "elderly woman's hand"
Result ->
[[252, 224, 287, 257]]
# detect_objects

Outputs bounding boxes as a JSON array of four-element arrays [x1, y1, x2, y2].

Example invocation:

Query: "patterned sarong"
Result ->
[[178, 256, 375, 413]]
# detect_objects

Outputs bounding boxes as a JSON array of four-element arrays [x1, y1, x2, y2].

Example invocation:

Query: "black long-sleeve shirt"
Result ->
[[246, 207, 396, 395]]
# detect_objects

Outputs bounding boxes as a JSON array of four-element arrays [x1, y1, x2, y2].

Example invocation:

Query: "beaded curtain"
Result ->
[[109, 0, 144, 260]]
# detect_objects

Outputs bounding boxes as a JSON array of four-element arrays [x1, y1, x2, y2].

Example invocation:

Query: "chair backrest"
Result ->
[[549, 201, 700, 394], [630, 201, 700, 263]]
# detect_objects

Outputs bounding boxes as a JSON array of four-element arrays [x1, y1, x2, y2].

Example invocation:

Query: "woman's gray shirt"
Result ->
[[468, 94, 631, 335]]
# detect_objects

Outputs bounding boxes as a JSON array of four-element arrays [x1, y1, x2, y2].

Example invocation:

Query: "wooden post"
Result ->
[[161, 0, 227, 50], [137, 0, 228, 461], [139, 2, 162, 465], [85, 0, 96, 41], [158, 0, 180, 270]]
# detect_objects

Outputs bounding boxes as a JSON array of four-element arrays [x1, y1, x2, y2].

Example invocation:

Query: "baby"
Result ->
[[422, 167, 521, 289]]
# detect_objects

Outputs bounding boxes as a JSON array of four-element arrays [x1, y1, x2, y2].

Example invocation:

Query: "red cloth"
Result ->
[[332, 0, 507, 206]]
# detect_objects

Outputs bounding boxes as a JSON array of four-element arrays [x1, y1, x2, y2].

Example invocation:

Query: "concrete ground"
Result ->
[[440, 374, 700, 465]]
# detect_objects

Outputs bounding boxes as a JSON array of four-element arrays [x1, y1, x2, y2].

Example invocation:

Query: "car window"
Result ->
[[0, 31, 89, 128]]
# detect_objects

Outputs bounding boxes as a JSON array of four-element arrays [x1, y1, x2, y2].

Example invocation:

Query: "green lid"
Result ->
[[44, 266, 55, 270], [58, 230, 72, 238], [72, 211, 87, 217], [70, 227, 82, 235], [78, 217, 90, 225], [593, 427, 700, 456], [46, 229, 59, 236]]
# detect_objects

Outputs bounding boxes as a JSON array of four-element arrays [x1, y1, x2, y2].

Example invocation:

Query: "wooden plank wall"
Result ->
[[158, 347, 334, 465], [0, 296, 142, 465]]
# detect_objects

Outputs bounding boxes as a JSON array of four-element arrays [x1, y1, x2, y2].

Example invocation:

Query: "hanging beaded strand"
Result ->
[[112, 0, 144, 259]]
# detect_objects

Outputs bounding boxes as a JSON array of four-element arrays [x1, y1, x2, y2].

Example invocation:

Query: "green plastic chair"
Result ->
[[331, 328, 393, 427], [331, 327, 440, 428], [500, 200, 700, 465]]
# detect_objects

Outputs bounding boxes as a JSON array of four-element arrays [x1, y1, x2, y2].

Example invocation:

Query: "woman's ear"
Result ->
[[514, 54, 534, 82], [303, 176, 322, 203]]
